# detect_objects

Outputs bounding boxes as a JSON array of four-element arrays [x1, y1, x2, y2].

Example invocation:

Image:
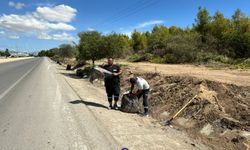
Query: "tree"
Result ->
[[131, 30, 147, 52], [5, 49, 10, 57], [38, 50, 47, 57], [0, 51, 5, 56], [227, 9, 250, 58], [169, 26, 182, 34], [194, 7, 211, 42], [210, 11, 230, 39], [232, 9, 244, 30], [44, 48, 57, 58], [78, 31, 104, 64], [149, 25, 169, 50], [163, 32, 200, 63], [58, 44, 76, 61], [210, 11, 231, 55], [103, 33, 131, 58]]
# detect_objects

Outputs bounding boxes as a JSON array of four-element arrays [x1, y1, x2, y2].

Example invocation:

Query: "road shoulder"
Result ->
[[0, 57, 34, 64], [56, 64, 209, 150]]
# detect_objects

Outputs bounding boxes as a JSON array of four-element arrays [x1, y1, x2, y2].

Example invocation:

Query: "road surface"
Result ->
[[0, 57, 120, 150]]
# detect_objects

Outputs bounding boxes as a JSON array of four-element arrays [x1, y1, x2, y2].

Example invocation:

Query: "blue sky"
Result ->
[[0, 0, 249, 52]]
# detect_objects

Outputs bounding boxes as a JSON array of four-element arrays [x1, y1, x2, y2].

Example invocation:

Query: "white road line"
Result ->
[[0, 59, 40, 100]]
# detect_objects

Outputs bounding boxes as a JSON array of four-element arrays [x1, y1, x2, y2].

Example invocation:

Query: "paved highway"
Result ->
[[0, 57, 119, 150]]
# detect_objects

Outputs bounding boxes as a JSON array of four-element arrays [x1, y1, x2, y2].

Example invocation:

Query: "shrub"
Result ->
[[234, 58, 250, 69], [128, 53, 154, 62], [128, 54, 141, 62], [164, 54, 177, 63], [149, 56, 165, 63]]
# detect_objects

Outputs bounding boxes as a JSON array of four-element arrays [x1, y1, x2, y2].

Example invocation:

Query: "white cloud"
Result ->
[[0, 14, 75, 32], [0, 30, 19, 39], [87, 28, 95, 31], [0, 4, 77, 41], [36, 4, 77, 22], [47, 22, 75, 31], [123, 31, 132, 37], [118, 20, 164, 37], [52, 32, 75, 41], [8, 35, 19, 39], [38, 32, 75, 41], [8, 1, 25, 9], [37, 32, 51, 40], [34, 2, 55, 7], [135, 20, 164, 29]]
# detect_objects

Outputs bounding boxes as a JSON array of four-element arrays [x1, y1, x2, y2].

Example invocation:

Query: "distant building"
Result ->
[[10, 52, 29, 57]]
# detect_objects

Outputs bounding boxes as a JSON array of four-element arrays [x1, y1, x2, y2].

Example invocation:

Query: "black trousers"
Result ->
[[105, 81, 120, 102]]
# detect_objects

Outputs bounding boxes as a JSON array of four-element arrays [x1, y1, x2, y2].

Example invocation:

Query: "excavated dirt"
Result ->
[[120, 67, 250, 150]]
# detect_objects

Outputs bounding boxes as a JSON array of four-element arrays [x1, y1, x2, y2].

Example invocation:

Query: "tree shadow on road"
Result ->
[[69, 100, 109, 109]]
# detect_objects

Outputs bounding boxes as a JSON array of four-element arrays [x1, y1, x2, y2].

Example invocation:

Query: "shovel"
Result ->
[[164, 95, 198, 126]]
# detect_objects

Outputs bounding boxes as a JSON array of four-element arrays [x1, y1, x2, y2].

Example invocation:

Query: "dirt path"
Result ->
[[115, 61, 250, 87], [56, 65, 209, 150]]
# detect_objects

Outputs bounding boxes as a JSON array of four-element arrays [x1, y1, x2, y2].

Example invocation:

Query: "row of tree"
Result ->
[[39, 7, 250, 65], [128, 7, 250, 63], [38, 44, 77, 61], [0, 49, 11, 57]]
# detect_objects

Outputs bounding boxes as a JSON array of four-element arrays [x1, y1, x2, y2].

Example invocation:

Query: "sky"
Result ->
[[0, 0, 249, 52]]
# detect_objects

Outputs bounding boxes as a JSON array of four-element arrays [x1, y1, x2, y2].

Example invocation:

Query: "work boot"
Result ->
[[113, 104, 118, 110], [108, 102, 112, 110], [143, 112, 149, 117], [143, 107, 149, 117]]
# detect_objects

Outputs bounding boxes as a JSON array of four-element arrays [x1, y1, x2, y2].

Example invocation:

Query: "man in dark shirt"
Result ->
[[103, 58, 122, 109]]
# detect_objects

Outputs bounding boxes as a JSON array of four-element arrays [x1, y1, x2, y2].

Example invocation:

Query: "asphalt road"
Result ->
[[0, 57, 119, 150]]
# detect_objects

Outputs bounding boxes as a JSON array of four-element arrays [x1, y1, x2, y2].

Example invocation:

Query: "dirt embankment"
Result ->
[[120, 67, 250, 150]]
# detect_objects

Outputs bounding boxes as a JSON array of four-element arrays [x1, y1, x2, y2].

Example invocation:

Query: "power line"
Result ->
[[93, 0, 161, 28], [98, 0, 149, 24], [92, 0, 152, 27], [105, 0, 161, 26]]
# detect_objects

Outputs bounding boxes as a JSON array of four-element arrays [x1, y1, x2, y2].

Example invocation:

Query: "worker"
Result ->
[[129, 77, 150, 116], [103, 57, 122, 110]]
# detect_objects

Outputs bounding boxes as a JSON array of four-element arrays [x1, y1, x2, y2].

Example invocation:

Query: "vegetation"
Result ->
[[38, 44, 77, 63], [0, 49, 11, 57], [38, 7, 250, 68]]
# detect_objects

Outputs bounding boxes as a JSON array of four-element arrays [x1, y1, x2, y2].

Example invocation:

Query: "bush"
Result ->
[[196, 52, 234, 64], [149, 56, 165, 63], [144, 53, 154, 61], [196, 52, 212, 63], [128, 54, 141, 62], [214, 55, 234, 64], [164, 54, 177, 63], [128, 53, 154, 62], [234, 58, 250, 69]]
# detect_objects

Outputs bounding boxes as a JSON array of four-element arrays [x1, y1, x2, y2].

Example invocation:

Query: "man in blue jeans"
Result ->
[[129, 77, 150, 116]]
